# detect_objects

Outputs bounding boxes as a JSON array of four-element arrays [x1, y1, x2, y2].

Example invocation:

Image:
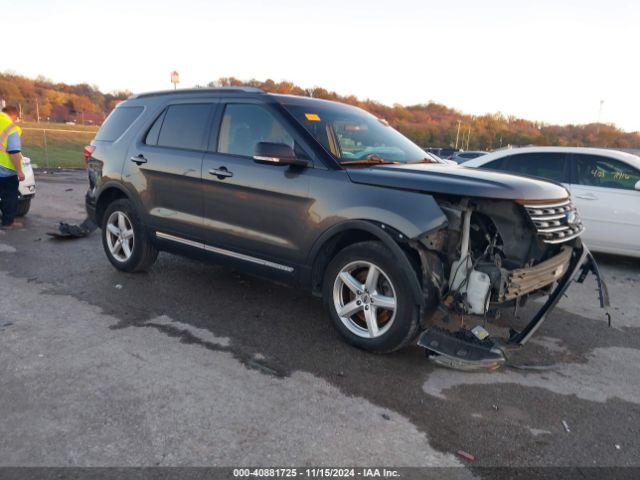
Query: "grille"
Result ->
[[522, 199, 584, 244]]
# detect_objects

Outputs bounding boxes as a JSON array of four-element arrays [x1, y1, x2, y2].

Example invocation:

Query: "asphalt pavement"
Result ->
[[1, 170, 639, 476]]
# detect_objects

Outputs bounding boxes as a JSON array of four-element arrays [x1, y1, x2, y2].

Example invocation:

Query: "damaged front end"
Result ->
[[411, 196, 609, 371]]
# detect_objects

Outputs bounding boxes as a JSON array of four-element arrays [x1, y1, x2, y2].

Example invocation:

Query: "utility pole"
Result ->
[[454, 120, 461, 149], [35, 97, 40, 123], [596, 99, 604, 135]]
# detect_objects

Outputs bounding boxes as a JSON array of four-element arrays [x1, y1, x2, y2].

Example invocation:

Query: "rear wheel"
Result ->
[[322, 241, 421, 353], [15, 198, 31, 217], [101, 199, 158, 272]]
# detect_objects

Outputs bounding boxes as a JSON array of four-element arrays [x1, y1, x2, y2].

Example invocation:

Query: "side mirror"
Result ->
[[635, 180, 640, 191], [253, 142, 308, 167]]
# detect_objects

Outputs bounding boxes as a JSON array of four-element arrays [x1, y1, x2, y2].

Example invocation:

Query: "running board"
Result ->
[[418, 327, 507, 371]]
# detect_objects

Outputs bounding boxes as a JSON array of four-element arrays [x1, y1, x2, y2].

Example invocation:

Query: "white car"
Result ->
[[17, 156, 36, 216], [463, 147, 640, 258], [0, 156, 35, 217]]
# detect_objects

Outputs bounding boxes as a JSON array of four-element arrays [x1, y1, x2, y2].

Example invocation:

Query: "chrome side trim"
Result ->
[[204, 245, 294, 272], [155, 231, 294, 273], [156, 231, 203, 249]]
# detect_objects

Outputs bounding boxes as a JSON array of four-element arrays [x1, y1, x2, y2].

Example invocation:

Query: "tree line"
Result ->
[[209, 78, 640, 150], [2, 72, 638, 149], [0, 72, 130, 125]]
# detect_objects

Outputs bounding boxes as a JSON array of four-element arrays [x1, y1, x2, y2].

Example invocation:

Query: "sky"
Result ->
[[5, 0, 640, 131]]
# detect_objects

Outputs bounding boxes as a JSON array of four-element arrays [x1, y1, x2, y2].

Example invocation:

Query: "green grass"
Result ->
[[20, 122, 99, 168]]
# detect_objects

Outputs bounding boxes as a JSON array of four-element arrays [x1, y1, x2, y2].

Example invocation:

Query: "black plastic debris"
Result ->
[[47, 218, 97, 239], [418, 326, 506, 371]]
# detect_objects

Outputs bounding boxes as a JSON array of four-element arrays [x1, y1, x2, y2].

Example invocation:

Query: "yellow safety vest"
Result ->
[[0, 112, 22, 172]]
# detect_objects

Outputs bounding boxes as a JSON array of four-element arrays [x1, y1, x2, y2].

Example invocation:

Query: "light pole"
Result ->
[[454, 120, 461, 149]]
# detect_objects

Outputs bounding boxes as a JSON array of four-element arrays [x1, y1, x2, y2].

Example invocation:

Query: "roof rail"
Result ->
[[130, 86, 265, 99]]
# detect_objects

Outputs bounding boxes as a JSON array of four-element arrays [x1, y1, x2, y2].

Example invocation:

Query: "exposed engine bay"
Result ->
[[411, 196, 609, 371]]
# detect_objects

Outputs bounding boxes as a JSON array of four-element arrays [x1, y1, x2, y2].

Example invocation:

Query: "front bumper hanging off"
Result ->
[[507, 245, 609, 345], [418, 245, 609, 371]]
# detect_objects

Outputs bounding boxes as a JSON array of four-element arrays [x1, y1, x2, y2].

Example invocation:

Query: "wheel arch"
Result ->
[[307, 220, 425, 307], [95, 182, 136, 227]]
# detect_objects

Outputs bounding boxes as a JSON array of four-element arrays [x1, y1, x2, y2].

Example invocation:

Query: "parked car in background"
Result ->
[[0, 156, 35, 217], [17, 156, 36, 216], [423, 151, 456, 165], [463, 147, 640, 258], [452, 150, 487, 163], [424, 147, 459, 160]]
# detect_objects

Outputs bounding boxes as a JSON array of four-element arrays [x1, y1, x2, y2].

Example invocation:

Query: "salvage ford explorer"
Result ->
[[85, 87, 608, 369]]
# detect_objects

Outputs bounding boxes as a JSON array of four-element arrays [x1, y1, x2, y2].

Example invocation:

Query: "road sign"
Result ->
[[171, 71, 180, 89]]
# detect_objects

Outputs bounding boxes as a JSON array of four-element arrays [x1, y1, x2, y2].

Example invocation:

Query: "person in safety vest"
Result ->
[[0, 106, 25, 229]]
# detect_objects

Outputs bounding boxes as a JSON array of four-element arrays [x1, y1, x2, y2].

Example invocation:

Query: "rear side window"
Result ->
[[503, 152, 567, 182], [157, 104, 212, 150], [96, 106, 143, 141], [145, 110, 166, 146], [574, 155, 640, 190]]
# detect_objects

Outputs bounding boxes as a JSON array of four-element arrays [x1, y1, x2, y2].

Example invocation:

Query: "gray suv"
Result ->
[[85, 88, 607, 368]]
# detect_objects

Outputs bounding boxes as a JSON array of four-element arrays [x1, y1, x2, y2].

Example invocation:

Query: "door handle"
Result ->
[[575, 193, 597, 200], [209, 167, 233, 180], [130, 154, 148, 165]]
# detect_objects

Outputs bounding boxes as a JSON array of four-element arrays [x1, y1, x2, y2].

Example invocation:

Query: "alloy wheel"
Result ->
[[332, 260, 397, 339], [105, 211, 135, 262]]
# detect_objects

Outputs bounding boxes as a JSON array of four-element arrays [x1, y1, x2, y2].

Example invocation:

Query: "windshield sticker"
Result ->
[[305, 113, 321, 122]]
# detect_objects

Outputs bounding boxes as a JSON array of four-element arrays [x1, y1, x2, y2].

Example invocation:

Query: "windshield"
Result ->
[[283, 102, 431, 164]]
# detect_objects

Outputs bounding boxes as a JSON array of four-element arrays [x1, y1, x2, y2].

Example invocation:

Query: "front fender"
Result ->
[[307, 219, 427, 308]]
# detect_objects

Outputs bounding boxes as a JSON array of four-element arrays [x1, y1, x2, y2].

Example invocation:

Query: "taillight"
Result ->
[[83, 145, 96, 163]]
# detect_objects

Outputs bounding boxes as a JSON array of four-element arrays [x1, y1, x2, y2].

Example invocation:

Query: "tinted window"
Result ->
[[96, 106, 143, 141], [157, 104, 211, 150], [482, 158, 506, 170], [145, 110, 166, 146], [218, 104, 294, 157], [575, 155, 640, 190], [503, 152, 566, 182]]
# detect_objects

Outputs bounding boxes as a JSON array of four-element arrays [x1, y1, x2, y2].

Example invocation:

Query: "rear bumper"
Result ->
[[85, 190, 97, 222], [19, 184, 36, 197]]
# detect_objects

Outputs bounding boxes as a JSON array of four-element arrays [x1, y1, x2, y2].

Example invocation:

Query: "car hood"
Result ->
[[345, 163, 569, 201]]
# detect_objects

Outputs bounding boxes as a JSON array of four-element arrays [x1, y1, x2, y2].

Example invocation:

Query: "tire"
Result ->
[[101, 198, 158, 272], [322, 241, 421, 353], [15, 198, 31, 217]]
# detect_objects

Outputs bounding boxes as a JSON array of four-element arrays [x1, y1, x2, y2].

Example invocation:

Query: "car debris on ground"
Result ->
[[456, 450, 476, 462], [47, 218, 97, 239]]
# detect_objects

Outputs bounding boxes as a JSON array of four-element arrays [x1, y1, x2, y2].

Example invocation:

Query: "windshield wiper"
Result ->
[[340, 153, 399, 166], [408, 158, 436, 164]]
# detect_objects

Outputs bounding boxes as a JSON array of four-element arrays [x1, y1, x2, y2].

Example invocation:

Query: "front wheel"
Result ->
[[101, 198, 158, 272], [322, 241, 421, 353]]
